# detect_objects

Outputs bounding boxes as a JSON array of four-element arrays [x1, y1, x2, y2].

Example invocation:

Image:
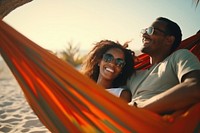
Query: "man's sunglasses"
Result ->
[[102, 53, 126, 68], [141, 26, 166, 35]]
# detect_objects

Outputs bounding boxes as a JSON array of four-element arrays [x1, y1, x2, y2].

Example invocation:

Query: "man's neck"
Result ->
[[150, 52, 171, 65]]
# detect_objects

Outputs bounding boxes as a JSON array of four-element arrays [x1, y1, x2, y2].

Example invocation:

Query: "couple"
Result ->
[[81, 17, 200, 115]]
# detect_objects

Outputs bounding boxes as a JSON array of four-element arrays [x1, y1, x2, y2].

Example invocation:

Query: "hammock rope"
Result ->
[[0, 20, 200, 133]]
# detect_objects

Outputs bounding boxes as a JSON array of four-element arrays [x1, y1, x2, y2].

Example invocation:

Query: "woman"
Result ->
[[81, 40, 135, 103]]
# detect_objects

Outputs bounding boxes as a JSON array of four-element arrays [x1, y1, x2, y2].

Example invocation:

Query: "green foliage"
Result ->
[[59, 41, 86, 67]]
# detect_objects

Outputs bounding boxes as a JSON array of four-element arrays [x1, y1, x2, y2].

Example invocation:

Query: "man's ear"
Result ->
[[166, 36, 175, 46]]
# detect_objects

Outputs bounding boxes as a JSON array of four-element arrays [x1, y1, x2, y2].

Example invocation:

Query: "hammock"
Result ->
[[0, 20, 200, 133]]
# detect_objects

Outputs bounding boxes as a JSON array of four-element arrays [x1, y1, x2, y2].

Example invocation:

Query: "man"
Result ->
[[127, 17, 200, 115]]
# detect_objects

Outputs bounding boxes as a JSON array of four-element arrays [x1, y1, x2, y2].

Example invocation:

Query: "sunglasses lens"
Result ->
[[141, 29, 146, 34], [147, 27, 154, 35], [115, 59, 125, 67], [103, 53, 113, 62], [141, 27, 154, 35], [103, 53, 125, 68]]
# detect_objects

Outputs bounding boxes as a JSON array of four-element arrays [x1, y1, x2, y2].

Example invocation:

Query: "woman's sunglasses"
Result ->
[[141, 26, 166, 35], [102, 53, 126, 68]]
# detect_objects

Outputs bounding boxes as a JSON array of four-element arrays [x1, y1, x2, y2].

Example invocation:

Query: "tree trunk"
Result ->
[[0, 0, 33, 19]]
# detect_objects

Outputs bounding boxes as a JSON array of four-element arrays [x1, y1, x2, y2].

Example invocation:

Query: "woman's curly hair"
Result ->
[[81, 40, 136, 87]]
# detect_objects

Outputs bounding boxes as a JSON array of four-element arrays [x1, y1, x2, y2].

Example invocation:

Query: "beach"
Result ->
[[0, 59, 50, 133]]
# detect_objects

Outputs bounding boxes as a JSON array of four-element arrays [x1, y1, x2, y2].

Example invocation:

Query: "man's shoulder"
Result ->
[[173, 49, 190, 55], [170, 48, 200, 69], [170, 49, 195, 60]]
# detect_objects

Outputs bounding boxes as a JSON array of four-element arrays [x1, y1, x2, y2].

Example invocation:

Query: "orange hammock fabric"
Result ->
[[0, 20, 200, 133]]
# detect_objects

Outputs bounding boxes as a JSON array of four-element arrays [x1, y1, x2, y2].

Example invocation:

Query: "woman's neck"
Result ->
[[97, 77, 112, 89]]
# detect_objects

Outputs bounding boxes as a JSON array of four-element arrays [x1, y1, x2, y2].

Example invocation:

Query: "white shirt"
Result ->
[[106, 88, 124, 97]]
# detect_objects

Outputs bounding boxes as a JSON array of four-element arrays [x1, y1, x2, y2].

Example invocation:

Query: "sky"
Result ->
[[3, 0, 200, 54]]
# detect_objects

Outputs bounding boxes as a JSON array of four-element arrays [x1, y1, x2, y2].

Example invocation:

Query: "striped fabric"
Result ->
[[0, 20, 200, 133]]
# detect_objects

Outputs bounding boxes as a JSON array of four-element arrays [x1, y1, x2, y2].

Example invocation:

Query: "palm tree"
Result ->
[[59, 41, 85, 67]]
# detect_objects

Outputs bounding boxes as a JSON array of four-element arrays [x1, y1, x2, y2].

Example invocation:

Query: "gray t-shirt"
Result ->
[[127, 49, 200, 107]]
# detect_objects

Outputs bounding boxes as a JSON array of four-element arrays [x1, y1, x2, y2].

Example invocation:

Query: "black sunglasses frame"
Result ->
[[141, 26, 167, 35], [102, 53, 126, 68]]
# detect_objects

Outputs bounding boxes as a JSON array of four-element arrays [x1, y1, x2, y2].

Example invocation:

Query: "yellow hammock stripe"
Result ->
[[0, 20, 200, 133]]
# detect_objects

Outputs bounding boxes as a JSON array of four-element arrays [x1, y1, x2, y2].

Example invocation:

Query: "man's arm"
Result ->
[[139, 70, 200, 114]]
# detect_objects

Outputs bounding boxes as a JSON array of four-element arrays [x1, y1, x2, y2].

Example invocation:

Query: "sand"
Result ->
[[0, 58, 50, 133]]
